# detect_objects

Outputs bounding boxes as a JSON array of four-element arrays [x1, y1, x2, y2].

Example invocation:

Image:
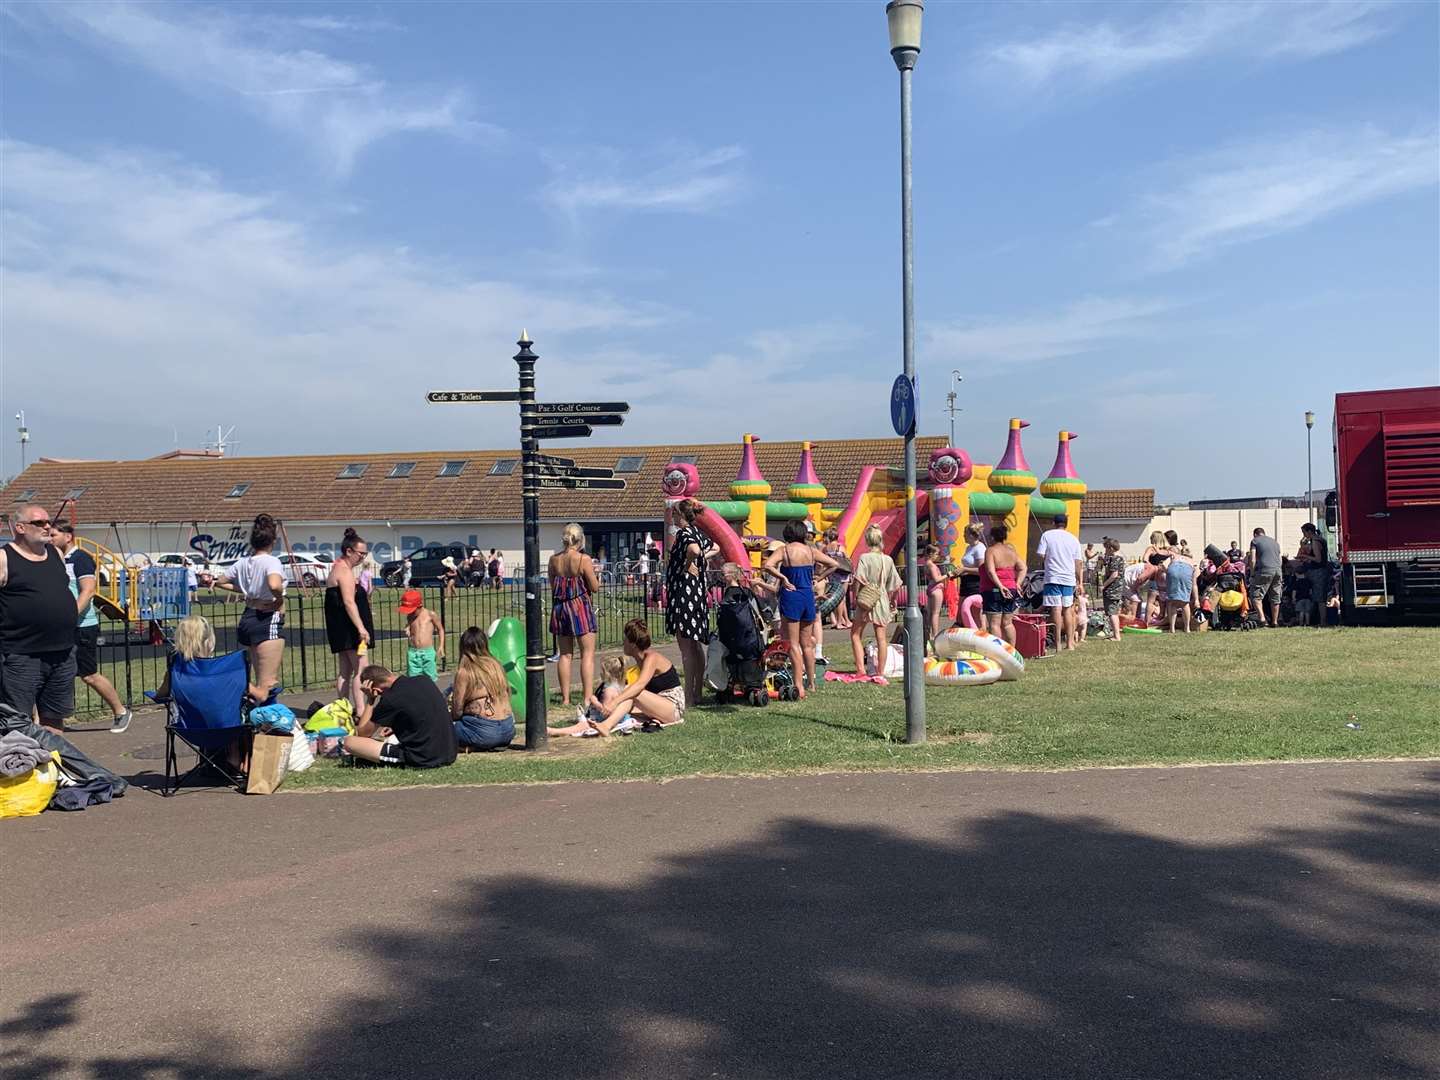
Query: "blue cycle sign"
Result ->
[[890, 374, 916, 437]]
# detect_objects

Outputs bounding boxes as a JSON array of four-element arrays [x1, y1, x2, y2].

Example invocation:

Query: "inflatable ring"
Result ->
[[933, 627, 1025, 681], [817, 571, 852, 618], [924, 655, 1003, 686], [1122, 626, 1163, 636]]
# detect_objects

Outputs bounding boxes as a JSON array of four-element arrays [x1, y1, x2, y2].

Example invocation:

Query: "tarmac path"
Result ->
[[1, 734, 1436, 1079]]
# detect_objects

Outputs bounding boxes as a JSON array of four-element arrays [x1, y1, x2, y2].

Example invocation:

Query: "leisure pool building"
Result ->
[[2, 438, 1157, 567]]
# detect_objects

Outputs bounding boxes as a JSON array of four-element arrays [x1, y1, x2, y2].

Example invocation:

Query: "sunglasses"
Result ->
[[19, 519, 53, 529]]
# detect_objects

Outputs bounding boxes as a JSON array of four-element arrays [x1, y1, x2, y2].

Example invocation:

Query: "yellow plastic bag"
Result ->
[[0, 751, 61, 819], [303, 698, 355, 735]]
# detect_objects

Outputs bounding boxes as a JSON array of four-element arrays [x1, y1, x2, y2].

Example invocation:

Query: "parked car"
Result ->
[[154, 552, 216, 574], [276, 552, 334, 587], [379, 543, 469, 587]]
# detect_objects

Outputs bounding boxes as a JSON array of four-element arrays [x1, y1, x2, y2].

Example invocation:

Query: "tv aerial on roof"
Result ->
[[204, 424, 238, 457]]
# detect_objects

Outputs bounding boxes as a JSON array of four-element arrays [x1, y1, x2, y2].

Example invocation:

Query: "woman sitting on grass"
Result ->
[[450, 626, 515, 751], [588, 619, 685, 736]]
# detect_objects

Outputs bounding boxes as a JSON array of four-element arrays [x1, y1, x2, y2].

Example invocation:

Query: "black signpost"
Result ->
[[427, 333, 628, 752]]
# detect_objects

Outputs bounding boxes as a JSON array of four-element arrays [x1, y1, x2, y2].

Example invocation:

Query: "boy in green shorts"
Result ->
[[398, 589, 445, 679]]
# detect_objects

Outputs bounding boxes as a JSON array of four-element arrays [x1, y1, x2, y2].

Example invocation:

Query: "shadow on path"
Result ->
[[5, 771, 1437, 1079]]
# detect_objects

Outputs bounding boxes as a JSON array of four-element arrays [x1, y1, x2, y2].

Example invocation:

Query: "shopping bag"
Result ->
[[882, 644, 905, 678], [246, 733, 292, 795], [0, 751, 61, 818], [287, 727, 314, 773], [705, 638, 729, 691]]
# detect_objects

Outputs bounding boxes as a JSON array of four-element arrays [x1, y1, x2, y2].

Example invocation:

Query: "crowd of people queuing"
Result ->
[[0, 504, 1341, 771]]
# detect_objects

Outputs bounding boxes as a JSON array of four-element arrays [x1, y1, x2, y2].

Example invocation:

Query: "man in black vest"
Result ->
[[0, 504, 79, 732]]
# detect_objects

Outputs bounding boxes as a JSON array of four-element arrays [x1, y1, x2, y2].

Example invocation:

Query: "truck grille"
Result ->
[[1383, 419, 1440, 507], [1402, 558, 1440, 594]]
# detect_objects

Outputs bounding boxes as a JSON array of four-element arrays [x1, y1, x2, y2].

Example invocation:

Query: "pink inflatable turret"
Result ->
[[987, 418, 1037, 495], [1040, 430, 1087, 500], [730, 433, 772, 500], [788, 441, 827, 504]]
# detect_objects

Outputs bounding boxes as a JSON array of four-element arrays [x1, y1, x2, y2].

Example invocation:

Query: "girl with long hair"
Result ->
[[450, 626, 516, 751], [547, 523, 600, 706]]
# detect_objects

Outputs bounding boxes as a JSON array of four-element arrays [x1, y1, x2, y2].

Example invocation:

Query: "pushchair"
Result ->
[[1209, 572, 1259, 630], [714, 585, 772, 706], [1194, 547, 1256, 630]]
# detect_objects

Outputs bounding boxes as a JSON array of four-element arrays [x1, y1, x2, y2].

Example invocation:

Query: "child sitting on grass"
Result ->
[[548, 656, 634, 737]]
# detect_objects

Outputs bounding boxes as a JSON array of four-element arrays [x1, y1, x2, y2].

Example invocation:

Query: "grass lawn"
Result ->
[[287, 626, 1440, 791]]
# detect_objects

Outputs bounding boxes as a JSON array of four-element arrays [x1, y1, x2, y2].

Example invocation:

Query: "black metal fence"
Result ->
[[75, 575, 670, 718]]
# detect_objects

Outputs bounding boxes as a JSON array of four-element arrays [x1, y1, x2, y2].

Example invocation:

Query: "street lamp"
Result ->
[[945, 369, 962, 446], [887, 0, 925, 744], [1305, 410, 1316, 525], [15, 411, 28, 473]]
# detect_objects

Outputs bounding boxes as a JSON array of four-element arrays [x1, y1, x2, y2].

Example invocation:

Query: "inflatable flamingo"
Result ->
[[960, 593, 983, 629]]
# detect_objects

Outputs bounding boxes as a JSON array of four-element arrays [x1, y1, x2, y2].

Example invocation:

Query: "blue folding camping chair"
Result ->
[[163, 651, 249, 796]]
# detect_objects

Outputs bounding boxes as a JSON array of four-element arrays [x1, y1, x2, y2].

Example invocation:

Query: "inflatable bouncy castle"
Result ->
[[660, 421, 1087, 572]]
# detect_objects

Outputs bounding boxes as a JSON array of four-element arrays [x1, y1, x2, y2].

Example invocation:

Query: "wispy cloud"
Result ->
[[588, 324, 895, 443], [1136, 125, 1439, 267], [986, 1, 1399, 91], [925, 298, 1176, 367], [0, 139, 663, 459], [14, 2, 491, 175], [541, 145, 746, 220]]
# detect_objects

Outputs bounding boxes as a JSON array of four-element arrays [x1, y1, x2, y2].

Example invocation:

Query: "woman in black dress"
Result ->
[[324, 528, 374, 713], [665, 499, 712, 706]]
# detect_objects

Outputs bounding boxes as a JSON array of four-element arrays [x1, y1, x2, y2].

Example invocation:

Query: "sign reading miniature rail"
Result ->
[[537, 476, 628, 491]]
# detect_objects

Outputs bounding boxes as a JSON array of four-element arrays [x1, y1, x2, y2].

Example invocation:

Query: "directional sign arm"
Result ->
[[533, 401, 630, 415], [537, 476, 627, 491], [537, 464, 616, 479], [426, 390, 521, 403], [527, 424, 593, 440]]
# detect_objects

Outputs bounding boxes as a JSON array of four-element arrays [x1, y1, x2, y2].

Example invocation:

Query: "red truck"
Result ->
[[1329, 386, 1440, 623]]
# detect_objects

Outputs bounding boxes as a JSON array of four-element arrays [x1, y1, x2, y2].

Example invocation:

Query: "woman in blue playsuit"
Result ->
[[763, 521, 841, 700]]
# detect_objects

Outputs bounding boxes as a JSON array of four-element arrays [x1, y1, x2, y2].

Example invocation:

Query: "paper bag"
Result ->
[[246, 732, 292, 795]]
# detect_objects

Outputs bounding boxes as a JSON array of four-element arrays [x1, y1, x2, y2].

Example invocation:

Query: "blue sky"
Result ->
[[1, 1, 1436, 500]]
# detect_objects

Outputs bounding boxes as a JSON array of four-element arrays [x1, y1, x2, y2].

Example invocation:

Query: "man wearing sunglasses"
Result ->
[[0, 505, 79, 732]]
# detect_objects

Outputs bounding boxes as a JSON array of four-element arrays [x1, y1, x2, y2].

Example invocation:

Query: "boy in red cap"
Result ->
[[398, 589, 445, 679]]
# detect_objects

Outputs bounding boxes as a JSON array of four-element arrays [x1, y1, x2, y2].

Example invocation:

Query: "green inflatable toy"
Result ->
[[486, 616, 527, 720]]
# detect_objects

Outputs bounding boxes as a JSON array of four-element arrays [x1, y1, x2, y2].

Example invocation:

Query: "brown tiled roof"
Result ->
[[1, 439, 1151, 525], [1079, 488, 1156, 520]]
